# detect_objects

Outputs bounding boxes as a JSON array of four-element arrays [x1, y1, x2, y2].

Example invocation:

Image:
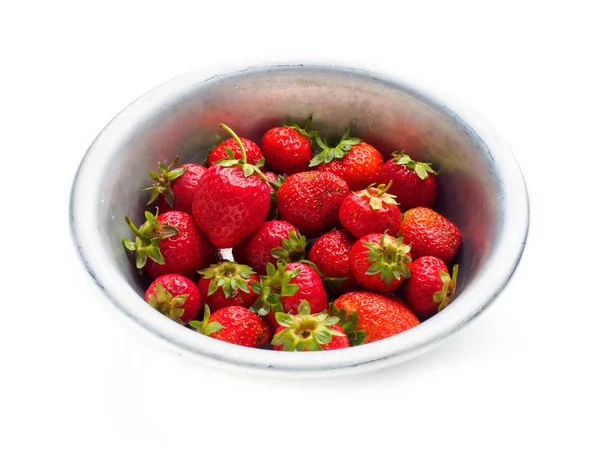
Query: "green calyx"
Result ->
[[328, 303, 366, 347], [363, 232, 412, 286], [308, 127, 361, 167], [433, 264, 459, 312], [284, 116, 318, 142], [214, 123, 272, 183], [391, 150, 438, 180], [146, 283, 188, 324], [144, 154, 187, 208], [355, 182, 398, 211], [198, 261, 256, 298], [122, 209, 179, 271], [271, 300, 345, 351], [188, 305, 223, 335], [250, 262, 301, 316], [271, 230, 307, 264]]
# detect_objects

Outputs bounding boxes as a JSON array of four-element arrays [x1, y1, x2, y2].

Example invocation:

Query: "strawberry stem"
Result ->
[[219, 123, 247, 164]]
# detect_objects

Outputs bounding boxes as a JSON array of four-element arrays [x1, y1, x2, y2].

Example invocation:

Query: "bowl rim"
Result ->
[[69, 64, 530, 376]]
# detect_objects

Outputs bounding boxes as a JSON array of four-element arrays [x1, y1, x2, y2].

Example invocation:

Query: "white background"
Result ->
[[2, 1, 598, 460]]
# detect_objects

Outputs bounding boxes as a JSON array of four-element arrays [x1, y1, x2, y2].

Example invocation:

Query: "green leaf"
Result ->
[[207, 278, 219, 296], [275, 312, 294, 327], [223, 147, 235, 159], [281, 283, 299, 297], [251, 281, 262, 294], [235, 277, 250, 294], [123, 238, 136, 251], [414, 164, 427, 180], [242, 164, 254, 177], [314, 330, 332, 345], [205, 322, 223, 335], [188, 320, 202, 330]]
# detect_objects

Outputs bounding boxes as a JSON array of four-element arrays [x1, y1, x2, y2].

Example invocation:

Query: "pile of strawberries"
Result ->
[[123, 120, 462, 351]]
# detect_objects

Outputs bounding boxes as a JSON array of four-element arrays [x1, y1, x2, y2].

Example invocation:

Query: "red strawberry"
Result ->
[[145, 156, 207, 214], [276, 171, 349, 238], [264, 171, 285, 219], [123, 209, 217, 280], [376, 151, 437, 210], [400, 207, 462, 264], [145, 274, 202, 324], [232, 220, 306, 275], [310, 128, 383, 191], [271, 301, 349, 351], [197, 261, 260, 312], [251, 261, 328, 331], [403, 257, 459, 318], [208, 136, 263, 168], [190, 305, 271, 348], [261, 119, 316, 174], [338, 182, 401, 238], [332, 291, 420, 343], [348, 232, 412, 293], [307, 228, 357, 294], [191, 124, 272, 248]]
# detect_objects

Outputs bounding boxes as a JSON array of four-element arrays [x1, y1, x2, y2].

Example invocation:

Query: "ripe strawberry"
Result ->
[[197, 261, 260, 312], [232, 220, 306, 275], [145, 274, 202, 324], [145, 155, 207, 214], [190, 305, 271, 348], [307, 228, 357, 294], [400, 207, 462, 264], [271, 301, 349, 351], [123, 209, 217, 280], [376, 151, 437, 210], [310, 128, 383, 191], [264, 171, 285, 219], [251, 261, 328, 331], [276, 171, 349, 238], [191, 124, 272, 248], [403, 257, 459, 318], [332, 291, 420, 343], [338, 182, 401, 238], [349, 232, 412, 293], [208, 135, 263, 168], [261, 119, 316, 174]]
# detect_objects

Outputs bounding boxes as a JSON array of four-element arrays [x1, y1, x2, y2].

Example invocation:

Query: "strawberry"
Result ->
[[145, 155, 207, 214], [376, 151, 437, 210], [400, 207, 462, 264], [190, 305, 271, 348], [348, 232, 412, 293], [197, 261, 260, 312], [338, 182, 401, 238], [232, 220, 306, 275], [191, 124, 272, 248], [307, 228, 357, 294], [264, 171, 285, 219], [332, 291, 420, 343], [208, 135, 263, 168], [310, 128, 383, 191], [276, 171, 349, 238], [145, 274, 202, 324], [261, 119, 316, 174], [251, 261, 328, 331], [403, 256, 459, 318], [123, 209, 217, 280], [271, 301, 349, 351]]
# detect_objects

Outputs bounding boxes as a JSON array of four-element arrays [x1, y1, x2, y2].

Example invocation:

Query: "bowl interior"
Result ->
[[102, 67, 500, 299]]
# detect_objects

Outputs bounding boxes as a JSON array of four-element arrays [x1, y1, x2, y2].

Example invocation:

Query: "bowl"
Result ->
[[69, 64, 529, 376]]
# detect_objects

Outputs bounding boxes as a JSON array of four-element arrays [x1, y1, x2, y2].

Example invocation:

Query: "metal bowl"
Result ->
[[69, 65, 529, 376]]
